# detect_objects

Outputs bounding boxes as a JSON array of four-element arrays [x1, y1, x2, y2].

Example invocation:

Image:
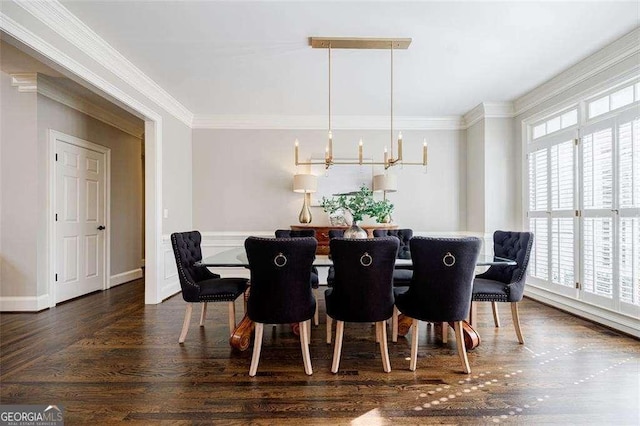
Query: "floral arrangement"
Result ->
[[320, 185, 394, 223]]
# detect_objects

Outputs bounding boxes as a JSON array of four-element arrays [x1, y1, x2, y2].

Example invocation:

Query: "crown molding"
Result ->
[[36, 74, 144, 138], [192, 114, 466, 130], [10, 72, 38, 92], [514, 27, 640, 116], [1, 12, 162, 124], [15, 0, 193, 127], [463, 102, 514, 128]]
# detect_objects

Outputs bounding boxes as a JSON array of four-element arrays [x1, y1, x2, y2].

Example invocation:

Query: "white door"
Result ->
[[55, 135, 107, 303]]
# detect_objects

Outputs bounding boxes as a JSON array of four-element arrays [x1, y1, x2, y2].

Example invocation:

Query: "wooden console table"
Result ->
[[290, 223, 398, 255]]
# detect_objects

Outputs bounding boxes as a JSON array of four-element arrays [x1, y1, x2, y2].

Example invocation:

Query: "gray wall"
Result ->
[[466, 120, 485, 232], [0, 71, 39, 295], [484, 117, 517, 232], [0, 69, 144, 299], [192, 128, 467, 232]]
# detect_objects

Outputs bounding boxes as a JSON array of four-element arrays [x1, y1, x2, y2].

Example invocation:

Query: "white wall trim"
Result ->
[[1, 11, 164, 305], [10, 72, 38, 92], [0, 294, 50, 312], [514, 27, 640, 116], [525, 285, 640, 338], [37, 74, 144, 138], [192, 115, 466, 130], [463, 102, 515, 128], [10, 72, 144, 138], [110, 268, 143, 288], [14, 0, 193, 127]]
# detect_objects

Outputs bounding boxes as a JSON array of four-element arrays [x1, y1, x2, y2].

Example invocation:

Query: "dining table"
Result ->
[[197, 247, 516, 351]]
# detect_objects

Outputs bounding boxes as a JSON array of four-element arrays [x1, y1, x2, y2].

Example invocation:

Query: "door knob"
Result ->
[[97, 225, 106, 230]]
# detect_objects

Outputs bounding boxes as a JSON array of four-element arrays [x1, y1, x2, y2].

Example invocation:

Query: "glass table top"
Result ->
[[197, 247, 516, 268]]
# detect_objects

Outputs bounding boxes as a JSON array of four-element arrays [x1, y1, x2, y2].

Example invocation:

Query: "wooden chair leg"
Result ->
[[326, 316, 333, 344], [442, 322, 448, 343], [378, 321, 391, 373], [375, 321, 380, 343], [178, 303, 193, 343], [228, 301, 236, 337], [199, 302, 208, 326], [306, 319, 311, 344], [468, 301, 475, 326], [300, 320, 313, 375], [313, 290, 319, 326], [511, 302, 525, 344], [249, 322, 264, 377], [410, 319, 419, 371], [492, 301, 501, 328], [392, 306, 399, 343], [454, 321, 471, 374], [331, 321, 344, 373]]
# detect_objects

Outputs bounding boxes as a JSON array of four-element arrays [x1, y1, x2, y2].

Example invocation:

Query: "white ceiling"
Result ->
[[59, 1, 640, 118]]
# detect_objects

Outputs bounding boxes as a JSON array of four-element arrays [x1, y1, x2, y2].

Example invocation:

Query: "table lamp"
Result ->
[[373, 174, 398, 201], [293, 174, 317, 223]]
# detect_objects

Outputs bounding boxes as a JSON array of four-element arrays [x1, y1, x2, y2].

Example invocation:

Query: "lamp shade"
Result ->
[[293, 174, 317, 193], [373, 174, 398, 192]]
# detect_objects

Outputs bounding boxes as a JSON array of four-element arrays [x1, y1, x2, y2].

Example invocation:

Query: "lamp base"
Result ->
[[298, 194, 312, 224]]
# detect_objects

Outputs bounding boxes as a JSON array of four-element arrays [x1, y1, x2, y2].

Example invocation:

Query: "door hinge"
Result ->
[[55, 213, 58, 221], [55, 273, 58, 282], [575, 210, 581, 217], [55, 153, 58, 161], [575, 281, 581, 290], [574, 138, 580, 146]]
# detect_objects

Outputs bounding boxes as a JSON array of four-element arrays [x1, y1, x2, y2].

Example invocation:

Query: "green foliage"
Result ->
[[320, 185, 394, 223], [368, 198, 394, 223]]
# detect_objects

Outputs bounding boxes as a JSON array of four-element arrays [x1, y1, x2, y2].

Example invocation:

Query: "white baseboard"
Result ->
[[110, 268, 143, 288], [0, 294, 50, 312], [525, 285, 640, 338]]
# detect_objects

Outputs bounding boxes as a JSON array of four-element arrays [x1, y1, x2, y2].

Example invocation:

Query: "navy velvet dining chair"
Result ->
[[471, 231, 534, 344], [170, 231, 248, 344], [393, 236, 481, 373], [325, 237, 398, 373], [245, 236, 317, 376]]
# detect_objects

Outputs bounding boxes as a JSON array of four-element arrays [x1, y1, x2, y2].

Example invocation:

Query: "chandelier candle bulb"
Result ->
[[358, 139, 363, 164], [398, 132, 403, 160], [423, 140, 428, 165], [328, 131, 333, 159], [384, 146, 389, 166], [295, 139, 299, 165]]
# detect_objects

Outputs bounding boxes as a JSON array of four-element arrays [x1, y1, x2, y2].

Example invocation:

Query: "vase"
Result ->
[[343, 221, 368, 239]]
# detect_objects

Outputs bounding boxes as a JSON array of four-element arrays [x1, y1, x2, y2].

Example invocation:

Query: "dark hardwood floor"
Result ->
[[1, 279, 638, 424]]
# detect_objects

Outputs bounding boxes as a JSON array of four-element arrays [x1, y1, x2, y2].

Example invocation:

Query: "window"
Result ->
[[531, 109, 578, 140], [526, 80, 640, 317], [587, 81, 640, 120]]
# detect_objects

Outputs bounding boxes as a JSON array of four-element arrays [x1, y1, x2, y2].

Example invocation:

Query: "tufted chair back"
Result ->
[[326, 237, 399, 322], [171, 231, 220, 302], [275, 229, 316, 238], [476, 231, 534, 300], [373, 229, 413, 259], [245, 237, 317, 324], [328, 229, 345, 239], [396, 237, 481, 322]]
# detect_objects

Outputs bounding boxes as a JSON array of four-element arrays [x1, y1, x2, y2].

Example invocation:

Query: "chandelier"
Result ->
[[294, 37, 428, 170]]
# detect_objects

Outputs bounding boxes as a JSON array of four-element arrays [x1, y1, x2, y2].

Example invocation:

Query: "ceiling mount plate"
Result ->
[[309, 37, 411, 50]]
